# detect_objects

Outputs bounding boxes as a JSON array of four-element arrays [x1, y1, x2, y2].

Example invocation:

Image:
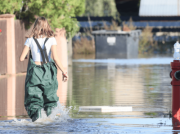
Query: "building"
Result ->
[[115, 0, 139, 16], [118, 0, 180, 42]]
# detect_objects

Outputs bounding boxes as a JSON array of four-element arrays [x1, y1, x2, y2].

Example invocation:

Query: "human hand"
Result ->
[[62, 72, 68, 82]]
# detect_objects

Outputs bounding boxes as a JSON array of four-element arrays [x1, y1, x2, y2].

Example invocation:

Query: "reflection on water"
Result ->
[[68, 58, 172, 119], [0, 74, 27, 120], [0, 73, 67, 120], [0, 57, 175, 133]]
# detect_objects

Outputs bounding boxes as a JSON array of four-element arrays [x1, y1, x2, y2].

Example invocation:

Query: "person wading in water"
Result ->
[[20, 16, 68, 122]]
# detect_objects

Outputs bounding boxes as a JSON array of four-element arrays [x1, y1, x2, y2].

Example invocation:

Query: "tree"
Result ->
[[83, 0, 118, 18], [0, 0, 22, 14], [0, 0, 86, 37]]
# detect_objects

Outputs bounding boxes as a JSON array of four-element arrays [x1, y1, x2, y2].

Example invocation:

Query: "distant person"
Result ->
[[20, 16, 68, 122]]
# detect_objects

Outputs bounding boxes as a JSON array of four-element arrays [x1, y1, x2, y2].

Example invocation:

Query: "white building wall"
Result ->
[[139, 0, 180, 16]]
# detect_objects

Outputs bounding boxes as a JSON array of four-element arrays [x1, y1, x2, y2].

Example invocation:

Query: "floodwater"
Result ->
[[0, 56, 178, 134]]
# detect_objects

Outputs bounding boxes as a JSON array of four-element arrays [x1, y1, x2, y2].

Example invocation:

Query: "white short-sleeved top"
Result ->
[[24, 37, 57, 62]]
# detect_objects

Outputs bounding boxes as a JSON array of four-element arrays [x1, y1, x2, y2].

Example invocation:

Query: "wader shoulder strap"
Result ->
[[29, 50, 32, 58], [43, 38, 49, 62], [33, 37, 49, 64]]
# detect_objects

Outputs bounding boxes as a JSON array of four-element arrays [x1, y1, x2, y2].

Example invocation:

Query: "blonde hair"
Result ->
[[29, 17, 54, 38]]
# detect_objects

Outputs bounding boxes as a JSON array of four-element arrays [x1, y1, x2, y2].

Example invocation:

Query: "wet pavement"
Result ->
[[0, 56, 177, 133]]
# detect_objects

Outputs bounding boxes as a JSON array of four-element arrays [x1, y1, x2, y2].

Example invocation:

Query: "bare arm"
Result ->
[[20, 46, 30, 61], [51, 45, 66, 74]]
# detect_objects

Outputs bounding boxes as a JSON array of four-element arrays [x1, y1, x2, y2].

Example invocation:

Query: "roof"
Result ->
[[139, 0, 180, 16]]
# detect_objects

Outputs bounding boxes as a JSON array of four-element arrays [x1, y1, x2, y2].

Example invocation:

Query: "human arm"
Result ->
[[20, 46, 30, 61], [51, 45, 66, 73], [51, 44, 68, 82], [20, 38, 31, 61], [52, 29, 68, 81]]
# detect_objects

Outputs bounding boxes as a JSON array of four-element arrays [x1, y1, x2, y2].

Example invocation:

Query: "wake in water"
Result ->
[[9, 101, 73, 125], [0, 102, 172, 134]]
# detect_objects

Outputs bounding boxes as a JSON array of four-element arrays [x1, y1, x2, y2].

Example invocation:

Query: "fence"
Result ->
[[0, 20, 7, 74], [15, 20, 28, 73], [0, 15, 28, 75], [0, 78, 7, 116]]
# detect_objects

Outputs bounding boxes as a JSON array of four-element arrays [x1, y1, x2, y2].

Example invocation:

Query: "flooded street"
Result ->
[[0, 56, 176, 133], [69, 57, 172, 119]]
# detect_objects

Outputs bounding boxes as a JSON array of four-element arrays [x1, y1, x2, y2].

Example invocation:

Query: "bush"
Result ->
[[73, 37, 95, 54]]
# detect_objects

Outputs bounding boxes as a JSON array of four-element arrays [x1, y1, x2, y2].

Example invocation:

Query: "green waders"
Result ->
[[24, 37, 59, 122]]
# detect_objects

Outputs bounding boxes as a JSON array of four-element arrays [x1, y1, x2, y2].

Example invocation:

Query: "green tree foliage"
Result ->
[[27, 0, 85, 36], [0, 0, 85, 37], [83, 0, 118, 18], [0, 0, 23, 14]]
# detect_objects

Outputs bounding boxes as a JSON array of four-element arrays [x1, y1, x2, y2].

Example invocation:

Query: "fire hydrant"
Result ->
[[170, 41, 180, 129]]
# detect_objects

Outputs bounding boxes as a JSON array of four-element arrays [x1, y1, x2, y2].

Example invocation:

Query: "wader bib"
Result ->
[[24, 37, 59, 122]]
